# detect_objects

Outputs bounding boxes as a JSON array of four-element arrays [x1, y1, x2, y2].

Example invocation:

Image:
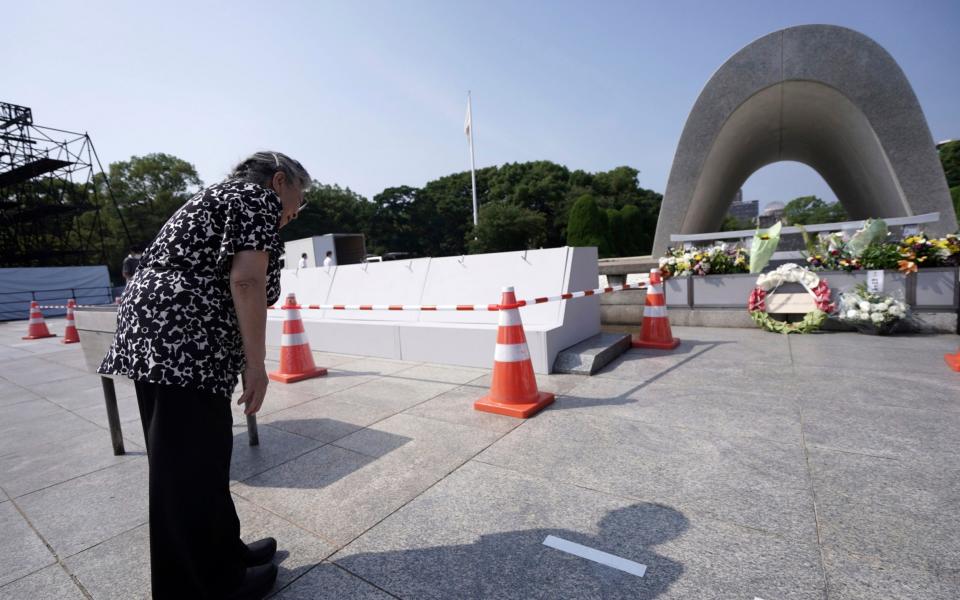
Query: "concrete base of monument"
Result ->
[[601, 304, 957, 334], [552, 332, 632, 375]]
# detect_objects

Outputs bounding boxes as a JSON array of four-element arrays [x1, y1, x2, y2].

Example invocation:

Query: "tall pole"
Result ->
[[466, 91, 479, 227]]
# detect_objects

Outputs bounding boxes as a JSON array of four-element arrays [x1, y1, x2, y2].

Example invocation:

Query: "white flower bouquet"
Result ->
[[836, 284, 909, 335]]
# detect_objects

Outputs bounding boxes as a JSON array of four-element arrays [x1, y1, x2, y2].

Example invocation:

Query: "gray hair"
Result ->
[[230, 151, 311, 189]]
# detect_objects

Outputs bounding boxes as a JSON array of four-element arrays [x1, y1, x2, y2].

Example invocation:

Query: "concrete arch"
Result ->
[[652, 25, 957, 255]]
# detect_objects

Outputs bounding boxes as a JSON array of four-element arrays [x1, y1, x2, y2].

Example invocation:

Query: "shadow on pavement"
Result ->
[[234, 419, 411, 489], [554, 341, 727, 410], [328, 502, 689, 599]]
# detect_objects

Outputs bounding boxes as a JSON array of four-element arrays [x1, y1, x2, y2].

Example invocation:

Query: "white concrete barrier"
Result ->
[[267, 247, 600, 373]]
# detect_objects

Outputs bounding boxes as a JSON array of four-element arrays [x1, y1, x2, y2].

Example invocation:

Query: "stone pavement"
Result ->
[[0, 317, 958, 599]]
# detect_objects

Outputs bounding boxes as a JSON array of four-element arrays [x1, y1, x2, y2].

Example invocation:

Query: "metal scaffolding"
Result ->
[[0, 101, 129, 266]]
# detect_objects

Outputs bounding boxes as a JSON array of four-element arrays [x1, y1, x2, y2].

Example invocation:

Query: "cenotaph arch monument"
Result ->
[[651, 24, 957, 256]]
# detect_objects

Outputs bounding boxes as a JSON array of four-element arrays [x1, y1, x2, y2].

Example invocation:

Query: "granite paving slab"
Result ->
[[815, 480, 960, 570], [237, 415, 497, 546], [229, 423, 325, 483], [0, 501, 55, 586], [476, 411, 817, 542], [807, 446, 960, 522], [329, 377, 459, 413], [591, 344, 727, 384], [0, 427, 139, 498], [0, 402, 107, 459], [16, 458, 148, 558], [793, 364, 960, 413], [234, 444, 425, 546], [74, 392, 142, 428], [0, 564, 85, 600], [260, 397, 396, 443], [0, 346, 33, 363], [0, 356, 88, 387], [2, 317, 959, 598], [335, 461, 825, 600], [308, 351, 373, 368], [27, 373, 104, 402], [0, 389, 43, 409], [389, 362, 489, 385], [820, 544, 959, 600], [65, 524, 150, 600], [802, 403, 960, 467], [334, 357, 419, 376], [274, 562, 396, 599], [403, 385, 525, 435], [40, 379, 137, 413], [789, 333, 959, 375], [331, 413, 500, 463], [233, 494, 339, 592], [556, 377, 802, 444]]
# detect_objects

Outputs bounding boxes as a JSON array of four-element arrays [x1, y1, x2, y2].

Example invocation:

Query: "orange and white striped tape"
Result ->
[[268, 282, 648, 312]]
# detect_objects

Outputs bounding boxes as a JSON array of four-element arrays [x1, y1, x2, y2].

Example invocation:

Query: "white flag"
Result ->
[[464, 96, 472, 137]]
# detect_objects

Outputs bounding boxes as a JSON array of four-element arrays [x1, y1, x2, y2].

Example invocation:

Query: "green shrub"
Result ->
[[860, 242, 902, 270], [566, 195, 610, 256]]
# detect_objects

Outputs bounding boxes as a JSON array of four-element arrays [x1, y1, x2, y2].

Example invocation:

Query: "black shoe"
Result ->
[[243, 537, 278, 567], [225, 563, 278, 600]]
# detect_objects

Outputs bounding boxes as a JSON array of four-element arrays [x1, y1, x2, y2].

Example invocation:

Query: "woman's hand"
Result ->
[[238, 364, 269, 415]]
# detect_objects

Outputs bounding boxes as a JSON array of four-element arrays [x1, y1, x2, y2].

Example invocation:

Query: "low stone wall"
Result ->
[[601, 268, 959, 333]]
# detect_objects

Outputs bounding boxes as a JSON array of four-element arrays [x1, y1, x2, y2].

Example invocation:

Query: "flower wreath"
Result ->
[[747, 263, 835, 334]]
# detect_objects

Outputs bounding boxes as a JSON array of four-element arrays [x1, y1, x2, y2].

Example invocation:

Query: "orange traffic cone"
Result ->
[[946, 349, 960, 372], [22, 301, 56, 340], [62, 299, 80, 344], [632, 268, 680, 350], [474, 286, 555, 418], [268, 293, 327, 383]]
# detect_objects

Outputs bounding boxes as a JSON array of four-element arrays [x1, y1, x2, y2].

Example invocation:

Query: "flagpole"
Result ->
[[467, 91, 479, 227]]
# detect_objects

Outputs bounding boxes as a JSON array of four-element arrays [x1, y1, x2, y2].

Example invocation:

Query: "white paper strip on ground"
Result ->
[[542, 535, 647, 577]]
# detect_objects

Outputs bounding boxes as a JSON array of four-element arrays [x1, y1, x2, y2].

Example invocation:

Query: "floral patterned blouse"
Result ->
[[99, 179, 283, 398]]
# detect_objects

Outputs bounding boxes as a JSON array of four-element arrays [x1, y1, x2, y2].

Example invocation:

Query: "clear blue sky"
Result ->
[[4, 0, 958, 209]]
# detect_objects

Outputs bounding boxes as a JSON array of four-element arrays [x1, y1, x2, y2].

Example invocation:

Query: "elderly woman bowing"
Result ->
[[100, 151, 310, 599]]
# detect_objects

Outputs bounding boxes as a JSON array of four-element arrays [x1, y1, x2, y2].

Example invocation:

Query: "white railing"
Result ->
[[669, 212, 940, 245]]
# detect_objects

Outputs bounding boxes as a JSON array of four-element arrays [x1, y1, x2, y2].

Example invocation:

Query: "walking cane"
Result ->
[[240, 373, 260, 446]]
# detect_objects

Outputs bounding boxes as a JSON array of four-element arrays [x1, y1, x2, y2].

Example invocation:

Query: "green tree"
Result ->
[[366, 185, 419, 255], [466, 201, 546, 253], [939, 140, 960, 189], [720, 215, 755, 232], [566, 194, 610, 256], [279, 182, 372, 243], [782, 195, 848, 225], [103, 153, 203, 246], [617, 204, 647, 256]]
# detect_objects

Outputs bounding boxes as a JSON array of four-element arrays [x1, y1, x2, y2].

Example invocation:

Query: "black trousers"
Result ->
[[135, 380, 246, 599]]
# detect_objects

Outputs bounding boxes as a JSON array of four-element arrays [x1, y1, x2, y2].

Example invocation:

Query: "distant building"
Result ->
[[758, 201, 786, 228], [727, 196, 759, 224]]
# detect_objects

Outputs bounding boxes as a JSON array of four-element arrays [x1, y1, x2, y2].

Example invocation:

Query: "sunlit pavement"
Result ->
[[1, 318, 958, 599]]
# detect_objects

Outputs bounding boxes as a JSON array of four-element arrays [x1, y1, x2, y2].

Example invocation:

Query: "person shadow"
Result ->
[[328, 502, 688, 599]]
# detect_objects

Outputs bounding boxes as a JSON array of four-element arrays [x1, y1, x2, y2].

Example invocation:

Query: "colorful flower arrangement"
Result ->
[[897, 233, 960, 273], [836, 284, 909, 335], [659, 243, 749, 278], [801, 221, 958, 274]]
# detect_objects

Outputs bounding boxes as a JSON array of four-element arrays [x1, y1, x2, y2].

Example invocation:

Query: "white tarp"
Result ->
[[0, 266, 113, 321]]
